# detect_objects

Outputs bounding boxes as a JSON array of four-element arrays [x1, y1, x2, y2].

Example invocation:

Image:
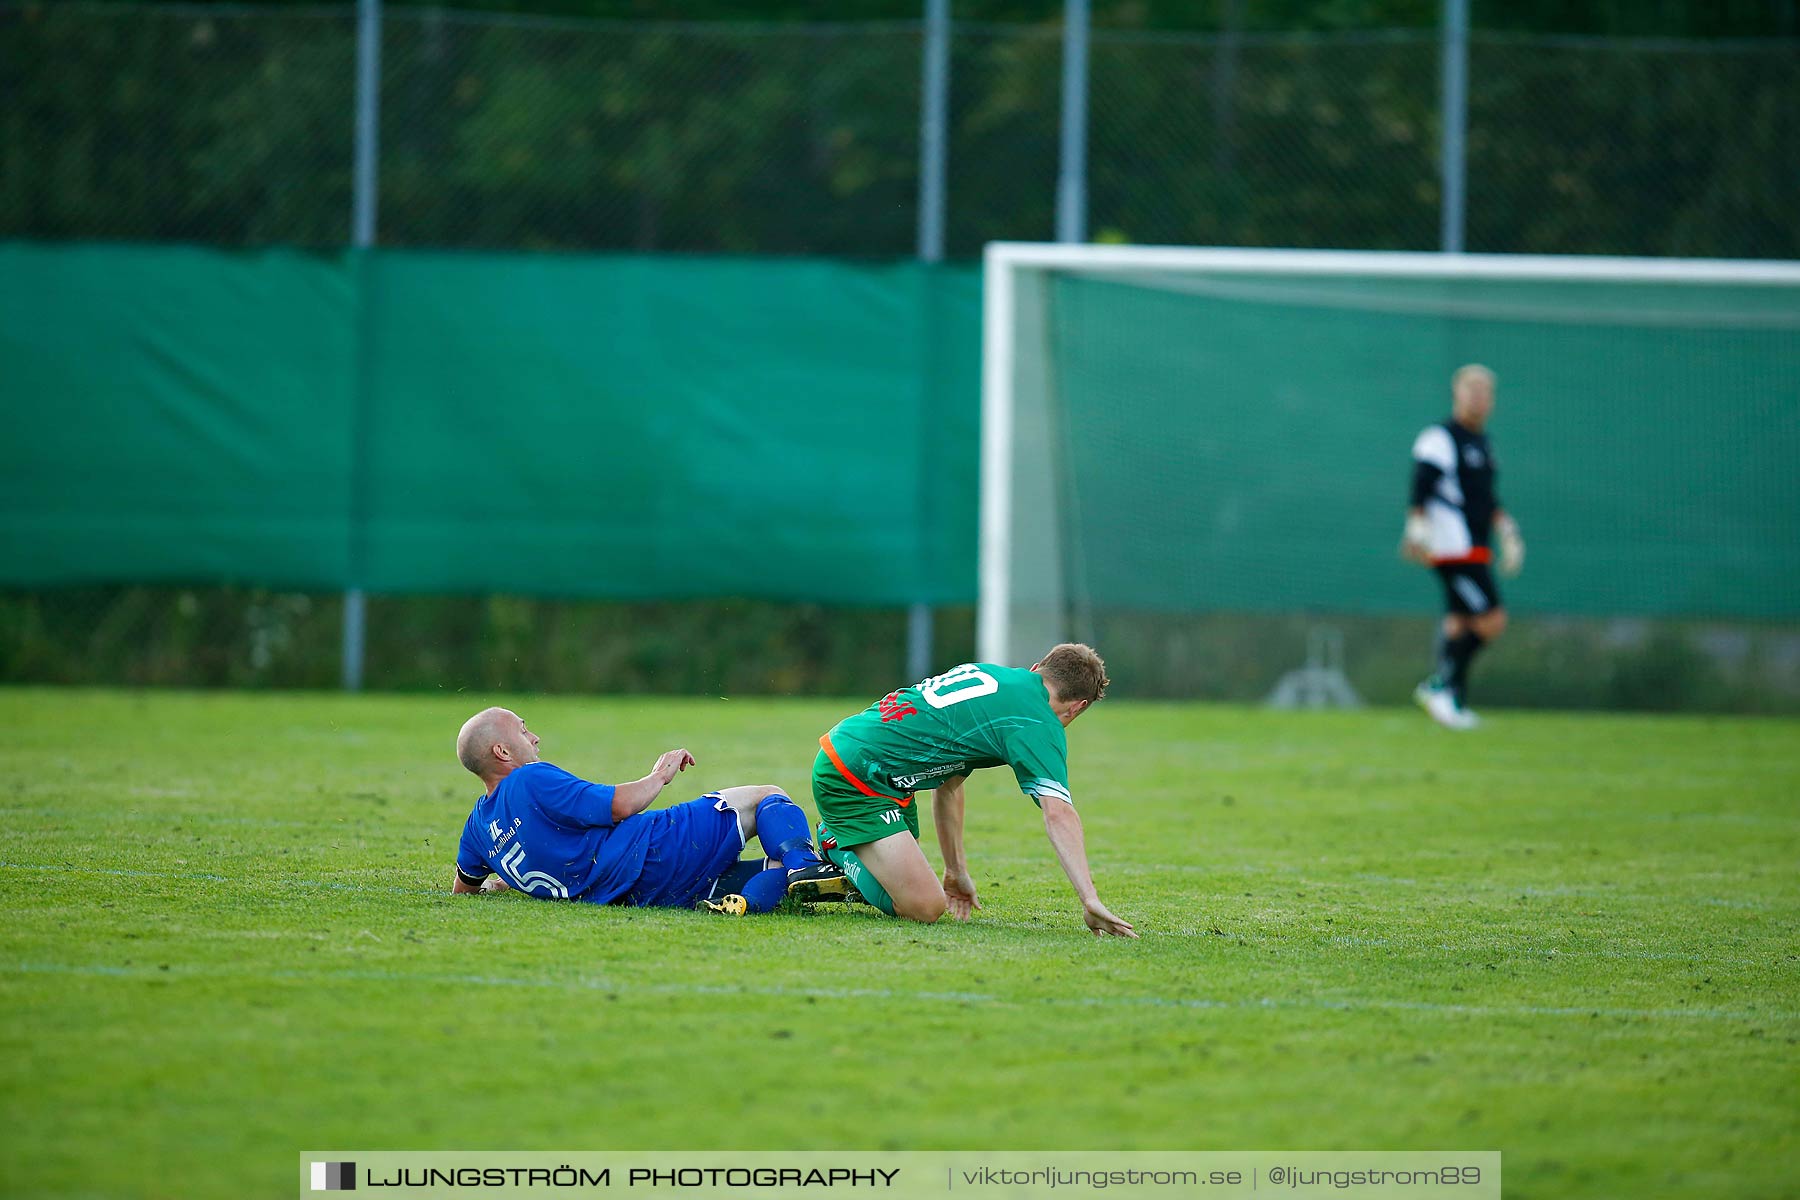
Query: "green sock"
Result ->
[[825, 844, 895, 916]]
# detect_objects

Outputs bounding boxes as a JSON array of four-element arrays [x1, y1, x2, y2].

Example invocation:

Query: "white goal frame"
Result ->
[[978, 241, 1800, 665]]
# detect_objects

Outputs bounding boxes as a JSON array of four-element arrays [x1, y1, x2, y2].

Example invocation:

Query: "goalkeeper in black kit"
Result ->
[[1400, 364, 1525, 730]]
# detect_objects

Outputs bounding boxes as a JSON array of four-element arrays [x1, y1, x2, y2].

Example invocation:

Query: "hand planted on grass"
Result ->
[[942, 870, 981, 921]]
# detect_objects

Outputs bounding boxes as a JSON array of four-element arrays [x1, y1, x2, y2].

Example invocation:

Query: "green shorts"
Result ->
[[810, 746, 918, 848]]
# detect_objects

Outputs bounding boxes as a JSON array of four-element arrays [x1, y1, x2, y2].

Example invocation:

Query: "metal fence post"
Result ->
[[1056, 0, 1090, 244], [908, 0, 951, 683], [917, 0, 949, 265], [353, 0, 381, 251], [342, 0, 382, 691], [1439, 0, 1468, 253]]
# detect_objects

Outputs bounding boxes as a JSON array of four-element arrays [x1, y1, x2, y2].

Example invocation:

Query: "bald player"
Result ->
[[450, 707, 846, 913]]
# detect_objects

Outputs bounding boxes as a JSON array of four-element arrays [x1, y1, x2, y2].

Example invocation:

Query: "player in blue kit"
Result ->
[[449, 707, 846, 913]]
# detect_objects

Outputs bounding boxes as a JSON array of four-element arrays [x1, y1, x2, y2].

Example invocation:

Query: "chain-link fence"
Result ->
[[0, 5, 359, 245], [375, 12, 929, 254], [4, 4, 1796, 257], [1464, 34, 1800, 257]]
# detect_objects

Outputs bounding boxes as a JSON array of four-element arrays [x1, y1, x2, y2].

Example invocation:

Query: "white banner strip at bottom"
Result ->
[[299, 1151, 1501, 1200]]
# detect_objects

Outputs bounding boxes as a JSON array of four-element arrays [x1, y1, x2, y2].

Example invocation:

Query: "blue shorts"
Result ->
[[617, 794, 746, 908]]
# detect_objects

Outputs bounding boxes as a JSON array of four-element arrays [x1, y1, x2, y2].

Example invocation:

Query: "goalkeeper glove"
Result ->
[[1496, 515, 1525, 578], [1400, 512, 1433, 563]]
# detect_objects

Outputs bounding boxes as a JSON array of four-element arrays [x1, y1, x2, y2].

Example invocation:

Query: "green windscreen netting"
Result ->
[[998, 258, 1800, 662], [0, 245, 982, 606]]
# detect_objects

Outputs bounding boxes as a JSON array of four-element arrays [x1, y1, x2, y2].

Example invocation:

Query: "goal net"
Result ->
[[978, 245, 1800, 682]]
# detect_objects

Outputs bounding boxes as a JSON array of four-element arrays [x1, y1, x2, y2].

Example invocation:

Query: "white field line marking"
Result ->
[[4, 960, 1794, 1027], [966, 917, 1778, 967], [0, 862, 427, 894], [979, 857, 1791, 913], [1, 862, 234, 883], [0, 807, 333, 829], [4, 862, 1788, 965]]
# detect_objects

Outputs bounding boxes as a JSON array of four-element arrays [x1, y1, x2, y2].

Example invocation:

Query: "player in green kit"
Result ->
[[811, 643, 1137, 937]]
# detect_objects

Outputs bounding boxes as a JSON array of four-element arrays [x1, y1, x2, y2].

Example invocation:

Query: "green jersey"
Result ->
[[823, 663, 1073, 808]]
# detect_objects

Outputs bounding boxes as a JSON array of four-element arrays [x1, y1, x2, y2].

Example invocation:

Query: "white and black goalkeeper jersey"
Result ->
[[1410, 419, 1500, 565]]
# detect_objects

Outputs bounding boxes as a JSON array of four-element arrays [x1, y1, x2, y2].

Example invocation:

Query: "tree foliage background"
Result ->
[[46, 0, 1800, 36], [3, 0, 1796, 257]]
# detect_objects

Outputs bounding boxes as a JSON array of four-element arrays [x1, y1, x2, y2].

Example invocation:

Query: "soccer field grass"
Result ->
[[2, 689, 1796, 1199]]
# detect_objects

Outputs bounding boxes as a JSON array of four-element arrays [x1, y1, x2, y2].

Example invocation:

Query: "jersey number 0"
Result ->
[[919, 664, 1000, 709]]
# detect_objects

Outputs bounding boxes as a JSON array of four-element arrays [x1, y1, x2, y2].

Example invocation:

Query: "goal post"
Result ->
[[977, 243, 1800, 675]]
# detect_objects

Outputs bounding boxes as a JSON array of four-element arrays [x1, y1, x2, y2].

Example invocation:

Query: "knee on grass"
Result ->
[[894, 892, 948, 924]]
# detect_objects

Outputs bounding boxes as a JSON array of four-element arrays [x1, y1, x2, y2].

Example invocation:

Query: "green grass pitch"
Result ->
[[2, 688, 1795, 1199]]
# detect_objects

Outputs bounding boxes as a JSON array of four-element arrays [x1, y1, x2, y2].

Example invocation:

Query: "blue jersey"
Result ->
[[454, 762, 652, 904]]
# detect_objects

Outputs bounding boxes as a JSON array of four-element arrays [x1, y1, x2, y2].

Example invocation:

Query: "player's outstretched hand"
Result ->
[[480, 876, 512, 894], [1497, 516, 1526, 578], [1399, 512, 1434, 564], [1082, 898, 1138, 939], [651, 748, 696, 785], [942, 869, 981, 921]]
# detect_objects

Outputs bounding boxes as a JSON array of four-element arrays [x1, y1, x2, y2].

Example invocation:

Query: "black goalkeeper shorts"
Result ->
[[1435, 561, 1501, 616]]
